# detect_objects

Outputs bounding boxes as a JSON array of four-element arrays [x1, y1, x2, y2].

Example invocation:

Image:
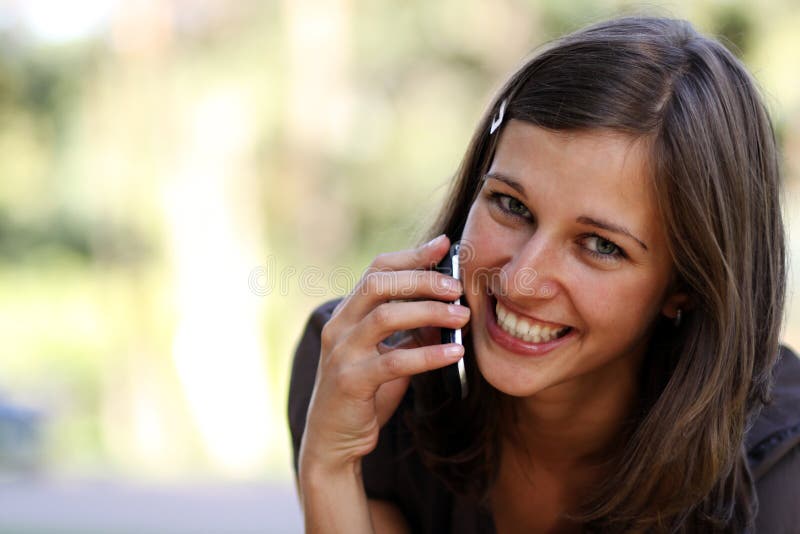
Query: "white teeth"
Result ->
[[505, 313, 517, 331], [516, 318, 530, 337], [494, 299, 569, 343]]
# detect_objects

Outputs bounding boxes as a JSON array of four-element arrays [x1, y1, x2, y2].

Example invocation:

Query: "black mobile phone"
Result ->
[[435, 242, 468, 400]]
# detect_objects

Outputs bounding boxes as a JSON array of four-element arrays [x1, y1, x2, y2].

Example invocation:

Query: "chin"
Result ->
[[471, 345, 556, 398]]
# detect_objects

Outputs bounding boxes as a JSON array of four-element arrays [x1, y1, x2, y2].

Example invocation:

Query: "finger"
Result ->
[[336, 269, 464, 334], [362, 343, 465, 387], [332, 235, 451, 319], [352, 299, 469, 354], [370, 234, 451, 272]]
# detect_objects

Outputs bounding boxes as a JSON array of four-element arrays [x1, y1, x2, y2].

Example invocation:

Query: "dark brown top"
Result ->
[[288, 298, 800, 533]]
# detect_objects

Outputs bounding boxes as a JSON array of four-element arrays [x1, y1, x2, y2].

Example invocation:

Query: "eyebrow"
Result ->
[[485, 172, 527, 197], [483, 171, 649, 252]]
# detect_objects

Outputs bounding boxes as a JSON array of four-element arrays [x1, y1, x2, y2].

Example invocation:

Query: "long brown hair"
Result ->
[[409, 16, 786, 532]]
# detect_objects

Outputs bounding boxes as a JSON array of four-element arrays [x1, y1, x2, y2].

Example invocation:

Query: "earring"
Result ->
[[674, 309, 682, 327]]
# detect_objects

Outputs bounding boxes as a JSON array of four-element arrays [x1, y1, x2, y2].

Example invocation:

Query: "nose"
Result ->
[[496, 233, 561, 302]]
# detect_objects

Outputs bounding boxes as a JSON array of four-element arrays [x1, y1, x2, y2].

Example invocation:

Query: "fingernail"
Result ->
[[443, 344, 464, 358], [423, 234, 446, 249]]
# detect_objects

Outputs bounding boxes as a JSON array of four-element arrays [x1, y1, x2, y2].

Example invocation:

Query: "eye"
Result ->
[[485, 189, 627, 264], [487, 191, 532, 221], [582, 234, 625, 262]]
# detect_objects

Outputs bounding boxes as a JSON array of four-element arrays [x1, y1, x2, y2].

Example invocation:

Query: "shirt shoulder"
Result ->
[[753, 444, 800, 532], [746, 345, 800, 477], [746, 345, 800, 530]]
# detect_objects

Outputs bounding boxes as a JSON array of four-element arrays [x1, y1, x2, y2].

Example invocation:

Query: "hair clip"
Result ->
[[490, 99, 507, 135]]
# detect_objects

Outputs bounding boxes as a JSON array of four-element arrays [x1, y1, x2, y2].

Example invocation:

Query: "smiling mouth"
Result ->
[[490, 293, 572, 343]]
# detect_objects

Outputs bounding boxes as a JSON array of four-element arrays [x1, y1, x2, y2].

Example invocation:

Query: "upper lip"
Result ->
[[490, 290, 572, 330]]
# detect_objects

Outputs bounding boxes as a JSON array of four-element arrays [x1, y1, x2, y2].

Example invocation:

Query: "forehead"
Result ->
[[487, 121, 663, 245], [490, 121, 651, 195]]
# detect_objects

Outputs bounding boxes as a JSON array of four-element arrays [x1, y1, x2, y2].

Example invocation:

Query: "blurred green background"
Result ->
[[0, 0, 799, 532]]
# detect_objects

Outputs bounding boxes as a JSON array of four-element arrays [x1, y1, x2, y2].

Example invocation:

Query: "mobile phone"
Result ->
[[435, 241, 468, 399]]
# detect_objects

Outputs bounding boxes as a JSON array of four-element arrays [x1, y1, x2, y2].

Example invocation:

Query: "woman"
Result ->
[[289, 16, 800, 533]]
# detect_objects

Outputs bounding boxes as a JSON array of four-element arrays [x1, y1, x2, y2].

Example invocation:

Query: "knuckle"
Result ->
[[363, 271, 385, 296], [331, 363, 356, 394], [361, 271, 375, 291], [424, 344, 439, 363], [425, 272, 444, 294], [380, 353, 404, 376], [320, 323, 337, 350], [331, 363, 363, 396], [426, 299, 443, 316], [372, 302, 393, 327], [410, 268, 427, 286]]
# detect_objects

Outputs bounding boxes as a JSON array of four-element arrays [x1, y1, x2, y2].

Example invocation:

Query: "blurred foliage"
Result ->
[[711, 3, 753, 57], [0, 0, 798, 481]]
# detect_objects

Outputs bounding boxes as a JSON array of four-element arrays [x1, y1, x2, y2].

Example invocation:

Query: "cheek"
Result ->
[[460, 208, 510, 292], [461, 203, 523, 263], [574, 271, 666, 332]]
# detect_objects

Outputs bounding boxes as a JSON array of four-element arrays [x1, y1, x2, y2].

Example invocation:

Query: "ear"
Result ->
[[660, 290, 693, 321]]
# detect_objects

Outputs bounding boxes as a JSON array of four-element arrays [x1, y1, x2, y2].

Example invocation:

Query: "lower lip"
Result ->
[[484, 294, 575, 357]]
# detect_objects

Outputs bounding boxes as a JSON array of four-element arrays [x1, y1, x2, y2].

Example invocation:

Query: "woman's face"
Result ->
[[461, 120, 684, 400]]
